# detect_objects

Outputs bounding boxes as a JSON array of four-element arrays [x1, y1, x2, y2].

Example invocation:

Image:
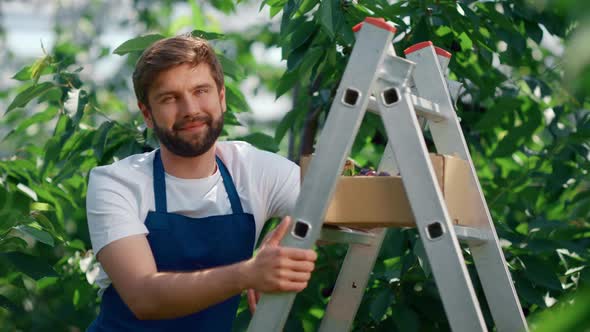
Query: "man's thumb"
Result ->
[[268, 216, 292, 245]]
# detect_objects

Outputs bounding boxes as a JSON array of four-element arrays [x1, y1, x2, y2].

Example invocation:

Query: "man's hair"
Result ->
[[132, 34, 224, 106]]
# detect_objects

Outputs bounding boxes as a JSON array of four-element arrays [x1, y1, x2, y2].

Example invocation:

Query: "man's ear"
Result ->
[[219, 86, 227, 113], [138, 102, 154, 129]]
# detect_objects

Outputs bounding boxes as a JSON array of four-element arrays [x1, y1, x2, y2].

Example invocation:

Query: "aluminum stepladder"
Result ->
[[247, 17, 528, 332]]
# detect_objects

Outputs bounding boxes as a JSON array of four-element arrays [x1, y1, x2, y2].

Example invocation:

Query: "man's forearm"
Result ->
[[130, 261, 249, 320]]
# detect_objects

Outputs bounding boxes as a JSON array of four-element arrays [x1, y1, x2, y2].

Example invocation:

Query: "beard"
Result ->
[[151, 111, 224, 158]]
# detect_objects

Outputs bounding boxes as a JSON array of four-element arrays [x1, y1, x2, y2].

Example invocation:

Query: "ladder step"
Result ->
[[319, 226, 377, 246], [368, 95, 447, 122], [320, 224, 492, 246], [454, 225, 493, 245]]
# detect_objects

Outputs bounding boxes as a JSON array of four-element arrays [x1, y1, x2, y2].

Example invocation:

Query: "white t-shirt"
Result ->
[[86, 141, 300, 292]]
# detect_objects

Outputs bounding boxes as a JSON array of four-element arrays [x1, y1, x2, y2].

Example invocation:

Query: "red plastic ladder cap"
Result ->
[[352, 17, 396, 33], [404, 41, 452, 58]]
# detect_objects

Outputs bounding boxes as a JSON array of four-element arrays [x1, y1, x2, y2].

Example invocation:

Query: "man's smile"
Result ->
[[178, 121, 206, 131]]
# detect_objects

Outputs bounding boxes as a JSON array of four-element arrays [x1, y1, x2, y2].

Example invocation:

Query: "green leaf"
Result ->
[[30, 202, 54, 212], [286, 44, 307, 73], [92, 121, 115, 160], [73, 289, 80, 307], [0, 294, 22, 314], [525, 21, 543, 44], [6, 82, 56, 113], [288, 21, 317, 52], [113, 34, 166, 55], [64, 89, 89, 126], [369, 288, 394, 321], [11, 62, 55, 82], [235, 133, 279, 152], [392, 304, 420, 332], [217, 53, 245, 80], [190, 29, 225, 40], [225, 83, 250, 112], [275, 109, 299, 143], [515, 274, 546, 307], [30, 55, 53, 85], [30, 211, 62, 240], [474, 97, 521, 131], [223, 111, 243, 127], [36, 276, 58, 290], [413, 239, 432, 277], [458, 32, 473, 51], [0, 252, 57, 280], [275, 70, 300, 99], [319, 0, 336, 40], [66, 239, 86, 251], [0, 237, 28, 252], [268, 6, 281, 17], [12, 65, 34, 81], [521, 256, 563, 291], [35, 87, 62, 104], [14, 225, 54, 247], [2, 106, 59, 141]]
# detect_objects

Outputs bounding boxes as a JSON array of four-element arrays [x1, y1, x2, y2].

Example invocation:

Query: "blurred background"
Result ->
[[0, 0, 292, 157]]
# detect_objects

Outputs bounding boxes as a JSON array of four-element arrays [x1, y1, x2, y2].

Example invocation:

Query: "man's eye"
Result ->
[[161, 96, 175, 103], [195, 88, 208, 95]]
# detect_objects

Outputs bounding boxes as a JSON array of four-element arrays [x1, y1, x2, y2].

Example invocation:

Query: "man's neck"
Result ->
[[159, 145, 217, 179]]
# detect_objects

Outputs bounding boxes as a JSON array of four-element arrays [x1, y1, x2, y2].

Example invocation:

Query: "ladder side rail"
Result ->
[[406, 45, 528, 332], [375, 54, 488, 332], [318, 230, 387, 332], [246, 23, 395, 332], [319, 142, 399, 332]]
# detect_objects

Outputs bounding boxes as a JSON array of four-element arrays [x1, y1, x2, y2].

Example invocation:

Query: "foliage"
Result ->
[[0, 1, 273, 330], [237, 0, 590, 331], [0, 0, 589, 331]]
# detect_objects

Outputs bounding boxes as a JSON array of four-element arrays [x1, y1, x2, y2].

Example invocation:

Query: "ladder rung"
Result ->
[[454, 225, 493, 245], [367, 95, 447, 122], [319, 226, 377, 246]]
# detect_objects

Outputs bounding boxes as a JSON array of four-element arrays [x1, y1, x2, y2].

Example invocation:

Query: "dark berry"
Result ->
[[321, 285, 334, 297]]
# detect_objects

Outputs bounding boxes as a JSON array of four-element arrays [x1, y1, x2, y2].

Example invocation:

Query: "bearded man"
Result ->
[[86, 34, 316, 331]]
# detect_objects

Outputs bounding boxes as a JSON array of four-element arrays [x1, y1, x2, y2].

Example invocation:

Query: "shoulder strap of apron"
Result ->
[[215, 156, 244, 214], [153, 149, 167, 213]]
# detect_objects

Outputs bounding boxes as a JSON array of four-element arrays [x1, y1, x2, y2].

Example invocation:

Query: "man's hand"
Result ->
[[245, 217, 317, 314]]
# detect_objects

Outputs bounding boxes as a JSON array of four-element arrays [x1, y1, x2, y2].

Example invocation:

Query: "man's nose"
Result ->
[[178, 92, 200, 116]]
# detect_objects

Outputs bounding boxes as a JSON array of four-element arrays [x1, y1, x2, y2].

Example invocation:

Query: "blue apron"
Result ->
[[88, 149, 256, 331]]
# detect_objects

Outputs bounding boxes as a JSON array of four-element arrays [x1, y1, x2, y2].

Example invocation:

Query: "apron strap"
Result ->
[[215, 156, 244, 215], [153, 149, 167, 213], [153, 149, 244, 215]]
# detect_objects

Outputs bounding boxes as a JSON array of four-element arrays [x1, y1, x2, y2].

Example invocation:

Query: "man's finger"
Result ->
[[247, 289, 257, 314], [255, 290, 261, 303], [282, 248, 318, 262], [267, 216, 292, 245]]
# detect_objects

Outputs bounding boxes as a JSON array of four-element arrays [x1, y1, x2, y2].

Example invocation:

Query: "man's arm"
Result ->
[[98, 217, 316, 320]]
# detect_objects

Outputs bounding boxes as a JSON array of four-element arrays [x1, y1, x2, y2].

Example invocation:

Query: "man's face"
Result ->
[[140, 63, 226, 157]]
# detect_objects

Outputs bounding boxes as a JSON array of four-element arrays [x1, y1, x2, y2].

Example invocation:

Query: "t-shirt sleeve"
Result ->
[[86, 167, 148, 255], [265, 156, 300, 218]]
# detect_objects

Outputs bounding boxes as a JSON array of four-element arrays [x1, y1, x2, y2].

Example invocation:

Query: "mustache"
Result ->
[[172, 114, 212, 130]]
